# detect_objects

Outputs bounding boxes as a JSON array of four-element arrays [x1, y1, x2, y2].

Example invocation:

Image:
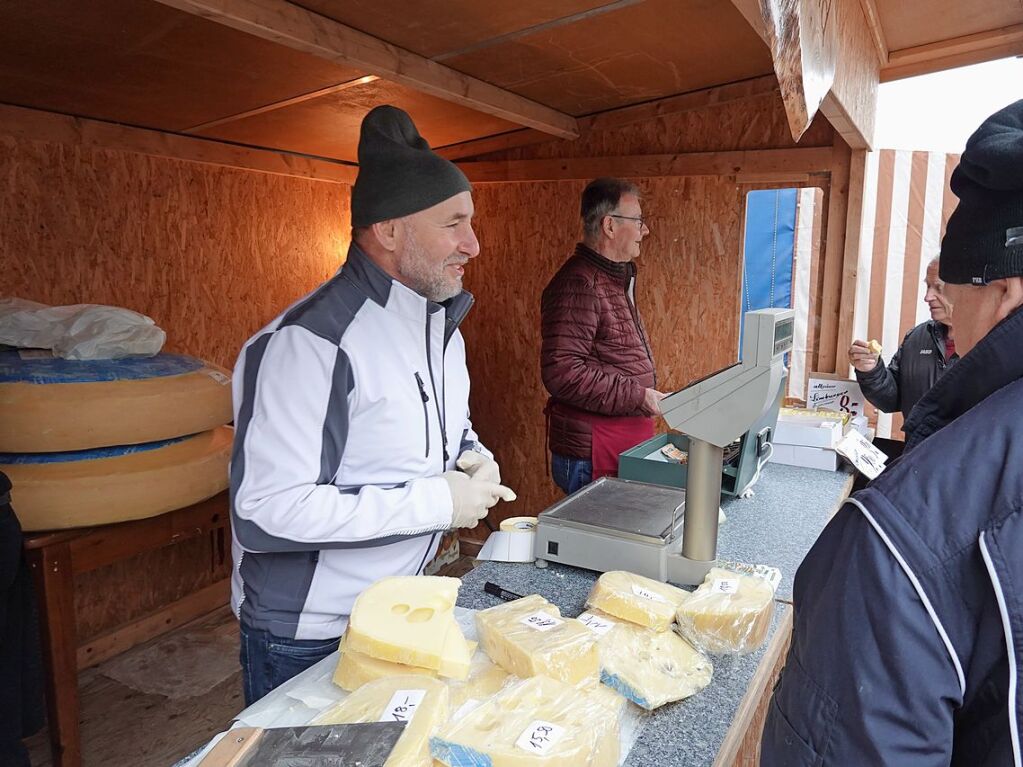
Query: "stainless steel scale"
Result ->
[[534, 308, 794, 585]]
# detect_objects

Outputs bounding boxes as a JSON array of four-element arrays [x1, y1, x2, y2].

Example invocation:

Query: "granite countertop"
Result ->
[[458, 462, 853, 766]]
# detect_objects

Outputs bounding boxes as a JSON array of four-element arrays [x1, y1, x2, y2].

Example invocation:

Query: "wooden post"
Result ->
[[817, 136, 853, 373], [835, 149, 869, 375]]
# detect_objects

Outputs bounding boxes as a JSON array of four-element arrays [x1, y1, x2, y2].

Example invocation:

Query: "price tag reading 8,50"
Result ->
[[515, 720, 566, 755], [519, 610, 564, 632], [576, 611, 616, 636], [377, 689, 427, 724]]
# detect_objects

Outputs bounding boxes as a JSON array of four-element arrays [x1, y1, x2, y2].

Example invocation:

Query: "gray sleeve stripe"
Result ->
[[229, 332, 272, 521], [232, 513, 442, 552], [319, 348, 354, 485]]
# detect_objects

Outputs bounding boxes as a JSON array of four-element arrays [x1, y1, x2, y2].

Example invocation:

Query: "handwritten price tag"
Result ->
[[631, 584, 668, 603], [577, 611, 616, 636], [710, 578, 740, 595], [377, 689, 426, 724], [515, 720, 566, 755], [519, 610, 563, 632]]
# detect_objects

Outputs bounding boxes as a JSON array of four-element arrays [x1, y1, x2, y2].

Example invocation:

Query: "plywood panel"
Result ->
[[876, 0, 1023, 51], [197, 78, 519, 162], [0, 135, 349, 370], [443, 0, 773, 115], [0, 0, 362, 131], [462, 175, 747, 529]]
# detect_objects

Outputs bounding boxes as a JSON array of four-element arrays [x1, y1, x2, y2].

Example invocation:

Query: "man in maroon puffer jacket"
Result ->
[[541, 177, 666, 494]]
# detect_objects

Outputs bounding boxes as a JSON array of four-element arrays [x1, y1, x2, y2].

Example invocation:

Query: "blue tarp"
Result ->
[[739, 189, 797, 354]]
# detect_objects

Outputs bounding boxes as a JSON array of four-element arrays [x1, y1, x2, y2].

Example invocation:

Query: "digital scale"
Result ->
[[534, 308, 794, 585]]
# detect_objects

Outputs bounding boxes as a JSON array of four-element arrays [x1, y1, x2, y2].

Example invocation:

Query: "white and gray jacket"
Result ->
[[229, 244, 487, 640]]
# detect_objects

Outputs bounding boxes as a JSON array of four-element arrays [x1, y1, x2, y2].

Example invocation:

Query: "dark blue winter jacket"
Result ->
[[761, 306, 1023, 766]]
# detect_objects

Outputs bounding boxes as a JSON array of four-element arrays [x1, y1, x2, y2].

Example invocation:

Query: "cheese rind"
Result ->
[[584, 608, 712, 709], [675, 567, 776, 654], [431, 675, 621, 767], [585, 571, 691, 631], [345, 576, 472, 679], [316, 675, 448, 767], [475, 595, 599, 685]]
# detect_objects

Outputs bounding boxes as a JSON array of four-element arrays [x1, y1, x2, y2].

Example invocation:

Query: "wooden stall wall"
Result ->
[[460, 90, 837, 530], [0, 133, 350, 643]]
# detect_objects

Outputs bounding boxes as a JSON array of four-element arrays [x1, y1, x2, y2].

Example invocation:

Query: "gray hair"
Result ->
[[581, 177, 640, 240]]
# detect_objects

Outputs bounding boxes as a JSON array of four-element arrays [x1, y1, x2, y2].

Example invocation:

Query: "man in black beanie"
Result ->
[[228, 105, 515, 705], [762, 99, 1023, 766]]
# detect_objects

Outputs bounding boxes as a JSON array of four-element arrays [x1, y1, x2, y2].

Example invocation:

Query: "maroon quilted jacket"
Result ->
[[541, 244, 656, 458]]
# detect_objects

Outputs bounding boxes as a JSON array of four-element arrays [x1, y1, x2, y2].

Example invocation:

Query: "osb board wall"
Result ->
[[0, 134, 349, 638], [462, 175, 748, 531]]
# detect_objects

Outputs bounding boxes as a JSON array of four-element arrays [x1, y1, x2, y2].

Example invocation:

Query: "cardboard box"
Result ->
[[769, 443, 841, 471], [773, 419, 845, 449]]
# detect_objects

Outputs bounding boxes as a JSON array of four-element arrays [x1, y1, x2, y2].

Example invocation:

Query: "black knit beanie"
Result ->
[[940, 99, 1023, 285], [351, 105, 471, 228]]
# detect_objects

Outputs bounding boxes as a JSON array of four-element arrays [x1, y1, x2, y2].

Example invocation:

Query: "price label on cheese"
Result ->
[[577, 611, 616, 636], [710, 578, 740, 595], [515, 720, 566, 755], [378, 689, 426, 724], [205, 369, 231, 385], [519, 610, 563, 632], [631, 584, 669, 603]]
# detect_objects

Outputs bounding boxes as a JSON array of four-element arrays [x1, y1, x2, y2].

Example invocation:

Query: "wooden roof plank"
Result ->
[[881, 23, 1023, 82]]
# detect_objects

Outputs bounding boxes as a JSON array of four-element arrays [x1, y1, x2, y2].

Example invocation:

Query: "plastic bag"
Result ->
[[585, 571, 690, 632], [0, 297, 165, 359], [475, 594, 599, 686], [674, 565, 780, 655]]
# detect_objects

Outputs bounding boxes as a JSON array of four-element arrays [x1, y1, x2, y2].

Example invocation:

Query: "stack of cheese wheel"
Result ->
[[0, 350, 233, 531]]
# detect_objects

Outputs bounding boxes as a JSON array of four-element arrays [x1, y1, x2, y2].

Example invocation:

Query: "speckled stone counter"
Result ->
[[458, 462, 853, 766]]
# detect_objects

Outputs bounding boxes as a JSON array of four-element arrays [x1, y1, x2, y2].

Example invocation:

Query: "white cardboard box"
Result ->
[[769, 442, 841, 471], [773, 419, 845, 449]]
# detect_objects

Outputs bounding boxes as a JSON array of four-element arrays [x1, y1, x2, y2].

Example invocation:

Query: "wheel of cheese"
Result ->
[[0, 426, 232, 531], [0, 351, 233, 452]]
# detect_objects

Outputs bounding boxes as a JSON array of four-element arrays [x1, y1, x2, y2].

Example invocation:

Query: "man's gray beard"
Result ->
[[398, 227, 462, 303]]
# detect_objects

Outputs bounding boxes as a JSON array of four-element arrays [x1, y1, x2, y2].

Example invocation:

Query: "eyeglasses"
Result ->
[[609, 213, 648, 228]]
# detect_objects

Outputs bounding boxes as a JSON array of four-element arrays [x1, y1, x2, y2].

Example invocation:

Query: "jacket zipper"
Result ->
[[425, 308, 449, 465], [627, 274, 656, 385], [414, 372, 430, 459]]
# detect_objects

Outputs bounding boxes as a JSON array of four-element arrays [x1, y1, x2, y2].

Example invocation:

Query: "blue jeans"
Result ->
[[239, 622, 340, 706], [551, 454, 593, 495]]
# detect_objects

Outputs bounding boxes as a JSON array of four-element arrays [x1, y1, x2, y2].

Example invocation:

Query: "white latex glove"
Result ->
[[456, 450, 501, 483], [443, 471, 517, 529]]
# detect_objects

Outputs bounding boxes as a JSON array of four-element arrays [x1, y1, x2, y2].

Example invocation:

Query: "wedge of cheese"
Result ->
[[585, 571, 690, 631], [675, 567, 776, 655], [316, 675, 448, 767], [431, 675, 620, 767], [345, 576, 472, 679], [580, 608, 712, 709], [333, 634, 437, 691], [475, 594, 598, 685]]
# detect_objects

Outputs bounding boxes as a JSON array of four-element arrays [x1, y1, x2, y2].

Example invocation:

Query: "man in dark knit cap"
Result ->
[[762, 99, 1023, 766], [229, 105, 515, 704]]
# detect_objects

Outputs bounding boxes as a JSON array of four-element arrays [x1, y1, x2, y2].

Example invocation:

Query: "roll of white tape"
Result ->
[[500, 516, 538, 533]]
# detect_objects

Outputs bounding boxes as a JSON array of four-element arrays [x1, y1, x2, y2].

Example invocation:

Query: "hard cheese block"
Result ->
[[578, 608, 712, 710], [475, 594, 598, 685], [431, 675, 620, 767], [446, 653, 513, 714], [675, 567, 776, 654], [333, 634, 437, 691], [345, 576, 472, 679], [316, 675, 449, 767], [585, 571, 691, 631]]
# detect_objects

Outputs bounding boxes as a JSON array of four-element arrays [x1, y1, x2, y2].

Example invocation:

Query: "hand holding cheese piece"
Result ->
[[675, 567, 777, 655], [585, 570, 691, 631]]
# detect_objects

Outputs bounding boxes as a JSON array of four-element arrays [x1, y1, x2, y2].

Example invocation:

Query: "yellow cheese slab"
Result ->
[[675, 567, 776, 654], [579, 608, 712, 710], [475, 594, 598, 686], [333, 634, 438, 692], [431, 675, 621, 767], [316, 675, 448, 767], [345, 576, 472, 679], [585, 571, 691, 631], [446, 653, 513, 713], [1, 426, 232, 531]]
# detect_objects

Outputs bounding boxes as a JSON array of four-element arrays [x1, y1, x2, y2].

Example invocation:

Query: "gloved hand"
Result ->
[[443, 470, 517, 529], [455, 450, 501, 483]]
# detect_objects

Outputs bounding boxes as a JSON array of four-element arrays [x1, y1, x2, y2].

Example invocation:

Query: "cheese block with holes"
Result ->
[[0, 351, 232, 452], [475, 594, 598, 685], [1, 426, 232, 531], [430, 675, 620, 767], [345, 576, 472, 680], [585, 571, 691, 631], [316, 675, 449, 767]]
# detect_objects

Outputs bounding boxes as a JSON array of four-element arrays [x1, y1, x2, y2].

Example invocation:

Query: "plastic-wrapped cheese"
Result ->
[[345, 576, 472, 679], [431, 675, 620, 767], [446, 653, 513, 713], [316, 675, 448, 767], [585, 571, 691, 631], [475, 595, 599, 685], [675, 567, 776, 654], [579, 608, 712, 709]]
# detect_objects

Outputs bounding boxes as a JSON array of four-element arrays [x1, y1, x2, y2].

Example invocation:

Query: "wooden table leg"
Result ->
[[27, 541, 82, 767]]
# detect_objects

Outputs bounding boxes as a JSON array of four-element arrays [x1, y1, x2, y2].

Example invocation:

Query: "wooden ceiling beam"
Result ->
[[437, 75, 780, 161], [151, 0, 579, 139], [857, 0, 889, 66], [0, 102, 356, 183], [881, 23, 1023, 82]]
